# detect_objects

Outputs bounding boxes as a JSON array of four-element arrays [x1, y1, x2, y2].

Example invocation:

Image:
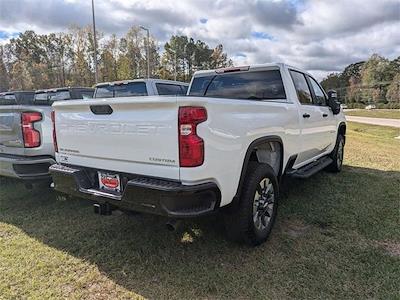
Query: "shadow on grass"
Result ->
[[0, 165, 399, 299]]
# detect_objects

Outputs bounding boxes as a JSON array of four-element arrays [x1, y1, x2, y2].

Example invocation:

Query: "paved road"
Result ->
[[346, 116, 400, 128]]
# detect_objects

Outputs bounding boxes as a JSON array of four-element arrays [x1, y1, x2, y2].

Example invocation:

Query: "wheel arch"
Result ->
[[232, 136, 284, 205], [338, 122, 346, 143]]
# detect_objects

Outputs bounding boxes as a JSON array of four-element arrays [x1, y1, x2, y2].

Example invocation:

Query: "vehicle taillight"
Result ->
[[178, 106, 207, 167], [51, 111, 58, 152], [21, 112, 42, 148]]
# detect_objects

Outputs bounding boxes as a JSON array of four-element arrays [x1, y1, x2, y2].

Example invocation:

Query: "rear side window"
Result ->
[[95, 82, 148, 98], [156, 83, 187, 96], [289, 70, 313, 105], [189, 70, 286, 100]]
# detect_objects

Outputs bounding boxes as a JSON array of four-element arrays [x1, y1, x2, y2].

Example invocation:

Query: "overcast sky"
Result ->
[[0, 0, 399, 79]]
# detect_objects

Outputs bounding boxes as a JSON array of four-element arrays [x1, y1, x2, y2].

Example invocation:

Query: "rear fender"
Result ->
[[231, 136, 284, 206]]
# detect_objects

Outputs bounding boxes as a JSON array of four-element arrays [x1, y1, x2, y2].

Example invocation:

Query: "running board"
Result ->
[[287, 156, 333, 179]]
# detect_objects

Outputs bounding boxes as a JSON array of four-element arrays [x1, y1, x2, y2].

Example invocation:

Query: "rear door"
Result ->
[[289, 70, 332, 163]]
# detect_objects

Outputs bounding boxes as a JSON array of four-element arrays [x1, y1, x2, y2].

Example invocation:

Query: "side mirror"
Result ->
[[327, 90, 341, 115]]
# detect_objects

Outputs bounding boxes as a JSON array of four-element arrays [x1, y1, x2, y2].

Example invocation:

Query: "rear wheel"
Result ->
[[224, 163, 279, 246], [327, 134, 344, 172]]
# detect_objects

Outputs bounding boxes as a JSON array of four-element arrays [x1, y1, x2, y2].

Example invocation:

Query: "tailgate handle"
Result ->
[[90, 105, 113, 115]]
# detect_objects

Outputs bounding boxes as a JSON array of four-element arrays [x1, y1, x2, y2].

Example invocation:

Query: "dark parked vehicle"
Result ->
[[0, 91, 35, 105], [34, 87, 94, 105]]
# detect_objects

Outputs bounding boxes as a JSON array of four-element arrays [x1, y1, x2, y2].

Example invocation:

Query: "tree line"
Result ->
[[0, 26, 232, 92], [321, 54, 400, 108]]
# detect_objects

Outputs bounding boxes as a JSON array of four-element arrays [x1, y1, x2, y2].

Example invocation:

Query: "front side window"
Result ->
[[189, 70, 286, 100], [308, 76, 327, 106], [156, 83, 186, 96], [289, 70, 313, 105]]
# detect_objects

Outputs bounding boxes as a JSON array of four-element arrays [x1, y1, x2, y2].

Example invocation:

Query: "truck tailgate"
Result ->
[[53, 97, 180, 180], [0, 105, 54, 157]]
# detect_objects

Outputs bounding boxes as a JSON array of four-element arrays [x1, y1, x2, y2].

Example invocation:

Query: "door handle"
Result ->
[[322, 113, 328, 117], [303, 113, 311, 118]]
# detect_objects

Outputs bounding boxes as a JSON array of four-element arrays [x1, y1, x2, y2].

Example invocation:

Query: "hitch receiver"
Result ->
[[94, 203, 112, 215]]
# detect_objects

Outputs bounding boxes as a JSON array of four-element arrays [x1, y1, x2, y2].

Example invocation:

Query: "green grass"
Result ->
[[1, 122, 399, 299], [345, 109, 400, 119]]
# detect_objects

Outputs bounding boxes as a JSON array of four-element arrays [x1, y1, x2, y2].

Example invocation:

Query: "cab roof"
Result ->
[[35, 87, 93, 94], [193, 63, 313, 78]]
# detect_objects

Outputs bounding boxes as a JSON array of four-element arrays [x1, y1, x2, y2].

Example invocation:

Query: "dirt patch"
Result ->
[[281, 219, 312, 238], [376, 241, 400, 257]]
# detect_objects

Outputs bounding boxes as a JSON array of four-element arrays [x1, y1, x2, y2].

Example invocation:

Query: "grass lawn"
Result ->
[[345, 109, 400, 119], [1, 122, 399, 299]]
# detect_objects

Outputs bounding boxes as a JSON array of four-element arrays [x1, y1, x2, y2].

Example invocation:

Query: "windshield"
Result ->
[[189, 70, 286, 100], [95, 82, 148, 98]]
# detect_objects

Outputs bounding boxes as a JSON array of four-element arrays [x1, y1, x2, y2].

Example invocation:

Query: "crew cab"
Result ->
[[94, 79, 189, 98], [0, 87, 93, 181], [50, 63, 346, 245]]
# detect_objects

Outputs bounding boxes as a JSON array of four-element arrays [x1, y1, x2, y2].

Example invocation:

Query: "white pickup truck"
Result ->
[[50, 63, 346, 245]]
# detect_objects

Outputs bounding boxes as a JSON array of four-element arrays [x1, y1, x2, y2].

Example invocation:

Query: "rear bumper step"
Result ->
[[287, 156, 333, 179], [49, 164, 221, 218], [0, 154, 55, 180]]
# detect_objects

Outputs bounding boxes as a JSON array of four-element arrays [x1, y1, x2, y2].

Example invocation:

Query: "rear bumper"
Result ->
[[0, 154, 55, 180], [49, 164, 221, 218]]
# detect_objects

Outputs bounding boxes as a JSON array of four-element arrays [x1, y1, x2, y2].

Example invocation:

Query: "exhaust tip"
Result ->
[[166, 219, 181, 231]]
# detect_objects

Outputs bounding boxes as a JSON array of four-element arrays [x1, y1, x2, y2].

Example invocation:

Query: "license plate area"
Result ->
[[98, 171, 122, 194]]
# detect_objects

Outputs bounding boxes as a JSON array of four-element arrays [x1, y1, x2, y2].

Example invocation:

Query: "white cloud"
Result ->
[[0, 0, 399, 80]]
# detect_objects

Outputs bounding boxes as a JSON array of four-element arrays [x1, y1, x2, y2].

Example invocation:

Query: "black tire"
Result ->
[[327, 134, 345, 172], [223, 162, 279, 246]]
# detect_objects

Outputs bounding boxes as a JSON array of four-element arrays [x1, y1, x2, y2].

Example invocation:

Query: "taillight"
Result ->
[[21, 112, 42, 148], [178, 106, 207, 167], [51, 111, 58, 152]]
